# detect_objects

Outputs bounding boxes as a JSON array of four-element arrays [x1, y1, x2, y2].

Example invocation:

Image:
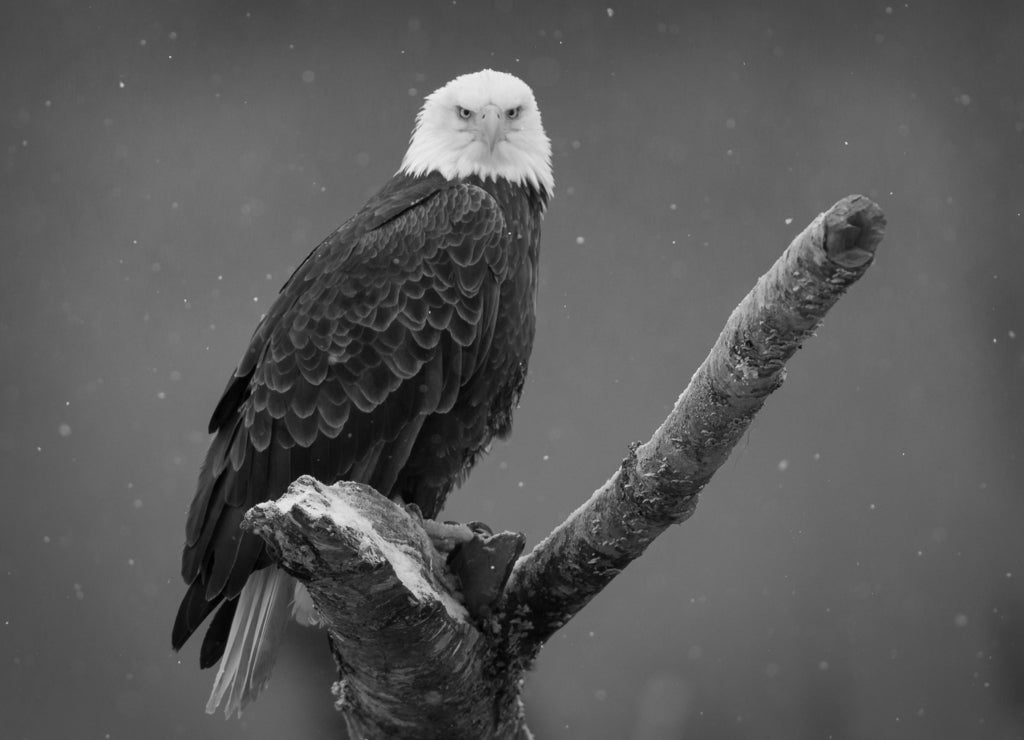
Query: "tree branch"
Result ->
[[497, 194, 886, 659], [243, 195, 885, 736], [244, 477, 532, 739]]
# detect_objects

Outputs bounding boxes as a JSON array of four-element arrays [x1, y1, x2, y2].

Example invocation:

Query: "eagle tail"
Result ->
[[205, 567, 293, 718]]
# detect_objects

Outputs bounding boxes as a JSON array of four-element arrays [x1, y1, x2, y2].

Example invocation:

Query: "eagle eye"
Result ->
[[506, 106, 522, 120], [457, 106, 473, 120]]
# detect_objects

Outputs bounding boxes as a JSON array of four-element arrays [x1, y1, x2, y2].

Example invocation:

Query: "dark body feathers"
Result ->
[[172, 171, 546, 663]]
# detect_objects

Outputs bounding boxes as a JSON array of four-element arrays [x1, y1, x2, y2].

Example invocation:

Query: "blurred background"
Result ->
[[2, 1, 1022, 738]]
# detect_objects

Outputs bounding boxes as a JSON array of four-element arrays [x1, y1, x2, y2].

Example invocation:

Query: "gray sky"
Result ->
[[2, 1, 1022, 738]]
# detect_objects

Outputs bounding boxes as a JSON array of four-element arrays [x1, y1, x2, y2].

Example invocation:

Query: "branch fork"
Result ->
[[243, 195, 886, 738]]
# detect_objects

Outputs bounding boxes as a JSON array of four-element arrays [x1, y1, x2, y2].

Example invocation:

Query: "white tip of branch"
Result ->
[[250, 476, 468, 622]]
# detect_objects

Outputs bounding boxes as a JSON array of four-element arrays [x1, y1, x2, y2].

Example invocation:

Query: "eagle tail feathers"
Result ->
[[205, 567, 293, 718]]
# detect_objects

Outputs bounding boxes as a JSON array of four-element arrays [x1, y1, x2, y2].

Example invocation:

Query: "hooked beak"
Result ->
[[478, 104, 503, 153]]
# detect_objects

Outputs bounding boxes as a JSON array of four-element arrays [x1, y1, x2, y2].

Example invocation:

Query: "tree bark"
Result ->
[[244, 195, 886, 738], [498, 194, 886, 658], [244, 478, 531, 739]]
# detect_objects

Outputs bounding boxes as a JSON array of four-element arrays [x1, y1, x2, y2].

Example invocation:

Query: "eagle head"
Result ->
[[400, 69, 553, 197]]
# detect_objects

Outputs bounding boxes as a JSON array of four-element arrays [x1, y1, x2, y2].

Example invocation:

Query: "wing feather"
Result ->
[[199, 597, 237, 669], [175, 176, 513, 654], [283, 405, 320, 447], [183, 474, 227, 560]]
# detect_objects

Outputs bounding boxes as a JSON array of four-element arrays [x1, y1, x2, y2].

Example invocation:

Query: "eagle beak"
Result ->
[[478, 104, 503, 153]]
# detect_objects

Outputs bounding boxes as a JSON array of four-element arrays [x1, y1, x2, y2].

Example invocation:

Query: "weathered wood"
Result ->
[[244, 195, 886, 736], [497, 195, 886, 658], [244, 477, 530, 739]]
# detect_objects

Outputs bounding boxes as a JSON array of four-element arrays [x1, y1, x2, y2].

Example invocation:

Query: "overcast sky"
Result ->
[[2, 1, 1023, 738]]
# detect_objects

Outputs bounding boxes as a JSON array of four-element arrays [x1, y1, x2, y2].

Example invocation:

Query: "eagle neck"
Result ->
[[461, 174, 549, 216]]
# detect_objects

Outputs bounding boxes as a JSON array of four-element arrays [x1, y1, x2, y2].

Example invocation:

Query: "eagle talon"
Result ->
[[420, 518, 475, 553], [404, 503, 425, 522], [443, 519, 492, 536]]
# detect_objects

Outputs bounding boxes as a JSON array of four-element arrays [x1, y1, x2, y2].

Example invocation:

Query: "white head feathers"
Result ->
[[400, 69, 554, 197]]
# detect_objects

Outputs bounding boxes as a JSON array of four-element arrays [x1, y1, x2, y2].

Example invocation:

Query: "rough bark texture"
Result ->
[[243, 476, 531, 739], [244, 195, 886, 738], [498, 195, 886, 658]]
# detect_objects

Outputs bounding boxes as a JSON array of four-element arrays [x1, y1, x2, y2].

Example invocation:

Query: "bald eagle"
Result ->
[[171, 69, 553, 717]]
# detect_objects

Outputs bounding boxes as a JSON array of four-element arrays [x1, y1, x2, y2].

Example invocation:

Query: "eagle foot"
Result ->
[[405, 505, 526, 619], [448, 529, 527, 621], [415, 515, 476, 553]]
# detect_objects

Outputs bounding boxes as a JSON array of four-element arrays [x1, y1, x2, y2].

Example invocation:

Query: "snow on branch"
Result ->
[[497, 194, 887, 659], [243, 195, 885, 736], [243, 476, 531, 739]]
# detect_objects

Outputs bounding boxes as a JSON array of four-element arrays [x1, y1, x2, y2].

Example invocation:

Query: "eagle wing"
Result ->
[[172, 178, 514, 661]]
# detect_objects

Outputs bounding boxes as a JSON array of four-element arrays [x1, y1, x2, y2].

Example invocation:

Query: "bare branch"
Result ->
[[244, 476, 530, 739], [241, 195, 886, 734], [498, 195, 886, 658]]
